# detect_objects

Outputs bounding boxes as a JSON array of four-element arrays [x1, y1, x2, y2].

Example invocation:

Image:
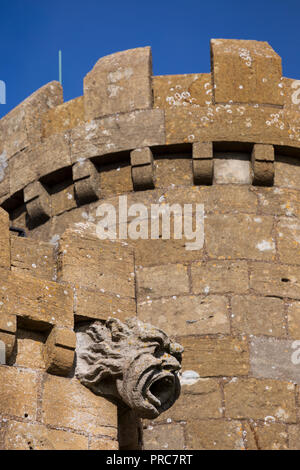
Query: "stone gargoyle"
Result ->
[[75, 317, 184, 419]]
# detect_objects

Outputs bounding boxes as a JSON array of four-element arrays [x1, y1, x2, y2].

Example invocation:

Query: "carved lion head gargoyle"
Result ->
[[75, 317, 184, 419]]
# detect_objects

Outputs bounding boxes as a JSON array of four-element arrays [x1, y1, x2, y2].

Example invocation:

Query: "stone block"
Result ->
[[73, 159, 100, 204], [224, 378, 297, 423], [231, 295, 285, 337], [191, 260, 249, 294], [70, 109, 165, 162], [250, 262, 300, 299], [277, 218, 300, 265], [58, 231, 135, 298], [250, 337, 300, 383], [192, 142, 213, 185], [42, 375, 117, 433], [214, 154, 251, 184], [84, 47, 153, 120], [186, 419, 244, 450], [44, 327, 76, 376], [180, 336, 249, 377], [0, 268, 73, 330], [4, 421, 88, 450], [42, 96, 84, 138], [211, 39, 283, 105], [11, 235, 56, 281], [0, 366, 38, 419], [24, 181, 51, 223], [136, 264, 189, 300], [0, 208, 10, 269], [143, 424, 185, 450], [138, 295, 230, 336], [252, 144, 274, 186], [75, 287, 136, 322], [153, 73, 212, 109], [206, 213, 275, 261]]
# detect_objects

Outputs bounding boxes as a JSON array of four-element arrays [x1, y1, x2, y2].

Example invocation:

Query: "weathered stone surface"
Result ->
[[214, 153, 252, 185], [134, 238, 203, 267], [250, 262, 300, 299], [192, 142, 213, 185], [131, 165, 155, 190], [289, 425, 300, 450], [275, 157, 300, 190], [14, 330, 45, 369], [277, 217, 300, 265], [84, 47, 153, 120], [51, 182, 76, 216], [243, 422, 288, 450], [211, 39, 283, 106], [24, 181, 51, 223], [251, 144, 275, 187], [191, 260, 249, 294], [143, 424, 185, 450], [0, 81, 63, 160], [42, 96, 84, 138], [154, 157, 192, 188], [42, 375, 117, 433], [70, 109, 165, 163], [99, 163, 133, 198], [0, 366, 38, 419], [231, 295, 285, 337], [76, 318, 183, 419], [287, 301, 300, 339], [153, 73, 212, 110], [158, 378, 222, 421], [75, 286, 136, 322], [186, 419, 244, 450], [206, 214, 275, 260], [89, 437, 119, 450], [250, 337, 300, 383], [136, 264, 189, 300], [131, 147, 153, 167], [58, 231, 135, 298], [224, 378, 297, 423], [5, 421, 88, 450], [0, 208, 10, 269], [73, 159, 100, 204], [180, 336, 249, 377], [44, 327, 76, 376], [0, 268, 73, 329], [11, 236, 56, 281], [138, 295, 230, 336], [164, 105, 300, 150], [256, 187, 300, 218], [9, 134, 71, 194]]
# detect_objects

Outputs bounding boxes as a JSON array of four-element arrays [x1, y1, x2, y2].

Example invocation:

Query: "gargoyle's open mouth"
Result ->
[[145, 370, 180, 416]]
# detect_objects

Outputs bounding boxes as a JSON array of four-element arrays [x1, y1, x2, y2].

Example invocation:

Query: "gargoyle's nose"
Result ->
[[161, 352, 182, 371], [170, 342, 184, 355]]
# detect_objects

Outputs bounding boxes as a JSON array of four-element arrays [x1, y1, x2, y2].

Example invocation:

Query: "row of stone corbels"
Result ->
[[22, 141, 275, 224], [24, 159, 100, 223], [0, 208, 75, 375], [193, 142, 275, 186]]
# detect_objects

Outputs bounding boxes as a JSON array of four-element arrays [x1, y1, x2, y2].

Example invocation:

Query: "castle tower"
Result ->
[[0, 39, 300, 450]]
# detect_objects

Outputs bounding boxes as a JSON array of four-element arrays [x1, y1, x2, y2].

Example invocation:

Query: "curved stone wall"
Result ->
[[1, 39, 300, 450]]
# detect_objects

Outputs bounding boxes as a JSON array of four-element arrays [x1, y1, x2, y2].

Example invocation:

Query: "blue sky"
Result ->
[[0, 0, 299, 118]]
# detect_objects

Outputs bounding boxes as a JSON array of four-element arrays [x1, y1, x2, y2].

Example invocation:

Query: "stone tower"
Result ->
[[0, 39, 300, 450]]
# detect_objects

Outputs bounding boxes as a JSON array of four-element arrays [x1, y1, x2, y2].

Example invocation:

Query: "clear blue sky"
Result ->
[[0, 0, 300, 118]]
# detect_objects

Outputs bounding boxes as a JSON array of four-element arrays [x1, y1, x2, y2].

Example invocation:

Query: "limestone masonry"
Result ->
[[1, 39, 300, 450]]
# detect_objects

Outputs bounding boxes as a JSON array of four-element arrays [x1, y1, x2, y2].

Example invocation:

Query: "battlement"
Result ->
[[0, 39, 300, 232]]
